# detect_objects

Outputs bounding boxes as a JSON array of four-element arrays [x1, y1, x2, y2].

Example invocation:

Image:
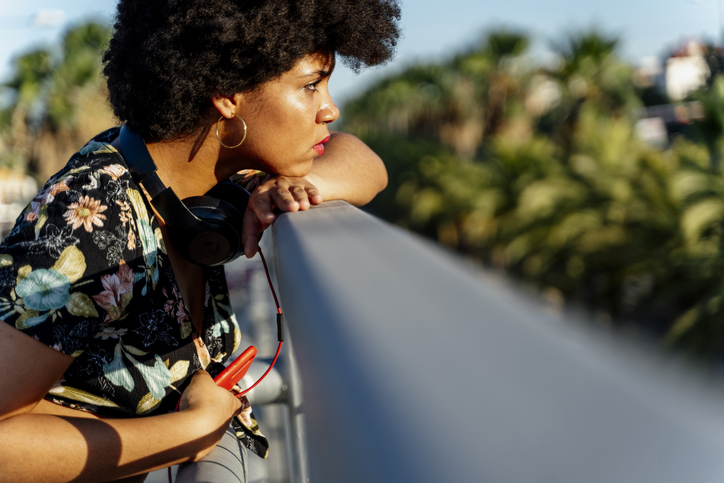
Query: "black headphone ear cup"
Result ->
[[205, 181, 251, 217], [175, 196, 245, 266]]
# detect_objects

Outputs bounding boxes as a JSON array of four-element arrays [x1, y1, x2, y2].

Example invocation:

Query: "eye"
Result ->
[[304, 80, 322, 93]]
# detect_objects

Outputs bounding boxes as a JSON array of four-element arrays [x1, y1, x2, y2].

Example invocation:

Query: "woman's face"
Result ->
[[227, 51, 340, 177]]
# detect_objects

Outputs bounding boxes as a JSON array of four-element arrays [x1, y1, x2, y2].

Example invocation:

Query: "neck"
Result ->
[[145, 128, 220, 200], [114, 125, 256, 200]]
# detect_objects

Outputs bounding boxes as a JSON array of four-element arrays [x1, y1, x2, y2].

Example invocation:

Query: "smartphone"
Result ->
[[214, 346, 257, 391]]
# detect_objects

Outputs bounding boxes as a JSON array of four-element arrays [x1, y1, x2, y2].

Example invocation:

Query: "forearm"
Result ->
[[0, 409, 228, 482], [306, 132, 388, 206]]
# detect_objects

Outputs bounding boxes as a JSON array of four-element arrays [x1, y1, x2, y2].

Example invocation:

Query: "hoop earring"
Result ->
[[216, 114, 248, 149]]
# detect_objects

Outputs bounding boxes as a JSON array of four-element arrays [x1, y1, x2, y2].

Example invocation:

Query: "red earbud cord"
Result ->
[[169, 247, 283, 482], [237, 247, 284, 397]]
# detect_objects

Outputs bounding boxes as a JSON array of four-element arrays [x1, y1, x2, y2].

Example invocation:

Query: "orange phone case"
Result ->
[[214, 346, 257, 390]]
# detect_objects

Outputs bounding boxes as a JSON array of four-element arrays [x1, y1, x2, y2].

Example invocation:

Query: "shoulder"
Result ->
[[0, 127, 146, 356], [7, 127, 135, 246], [54, 126, 129, 193]]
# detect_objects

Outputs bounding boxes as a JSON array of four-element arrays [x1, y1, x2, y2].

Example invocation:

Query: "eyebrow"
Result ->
[[297, 68, 333, 79]]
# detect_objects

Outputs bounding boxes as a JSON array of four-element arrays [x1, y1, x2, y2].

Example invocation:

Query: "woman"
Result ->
[[0, 0, 400, 481]]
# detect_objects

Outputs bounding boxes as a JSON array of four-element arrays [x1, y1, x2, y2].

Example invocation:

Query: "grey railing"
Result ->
[[263, 200, 724, 483]]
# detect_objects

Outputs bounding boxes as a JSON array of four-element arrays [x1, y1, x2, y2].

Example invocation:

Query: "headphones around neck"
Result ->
[[119, 124, 252, 266]]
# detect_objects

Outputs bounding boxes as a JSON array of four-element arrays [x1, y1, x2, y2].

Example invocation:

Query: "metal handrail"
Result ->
[[269, 200, 724, 483]]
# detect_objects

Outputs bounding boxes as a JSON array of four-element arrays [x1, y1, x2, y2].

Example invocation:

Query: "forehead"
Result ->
[[243, 51, 335, 103], [287, 51, 336, 78]]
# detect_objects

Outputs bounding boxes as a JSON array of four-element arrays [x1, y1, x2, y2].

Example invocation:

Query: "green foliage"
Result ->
[[345, 28, 532, 159], [344, 29, 724, 361], [1, 22, 111, 130], [4, 49, 53, 107], [47, 22, 112, 129], [0, 21, 112, 175], [691, 75, 724, 171]]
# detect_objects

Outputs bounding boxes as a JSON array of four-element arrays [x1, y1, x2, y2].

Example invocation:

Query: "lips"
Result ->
[[313, 135, 331, 155]]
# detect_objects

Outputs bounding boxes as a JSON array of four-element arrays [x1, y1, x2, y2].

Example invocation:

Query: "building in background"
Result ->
[[633, 40, 717, 147], [665, 40, 710, 101]]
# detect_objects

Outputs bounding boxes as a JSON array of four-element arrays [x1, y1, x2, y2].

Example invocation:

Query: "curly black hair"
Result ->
[[103, 0, 401, 140]]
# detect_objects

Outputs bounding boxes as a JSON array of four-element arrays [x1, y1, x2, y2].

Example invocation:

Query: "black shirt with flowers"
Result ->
[[0, 127, 269, 457]]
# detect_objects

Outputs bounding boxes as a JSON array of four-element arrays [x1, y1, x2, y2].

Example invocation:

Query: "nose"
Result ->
[[317, 96, 340, 125]]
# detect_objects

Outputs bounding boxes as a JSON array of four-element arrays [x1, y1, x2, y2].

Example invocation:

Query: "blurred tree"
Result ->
[[344, 29, 531, 159], [702, 44, 724, 87], [343, 27, 724, 363], [542, 30, 641, 158], [0, 49, 53, 170], [0, 21, 115, 180], [691, 75, 724, 172]]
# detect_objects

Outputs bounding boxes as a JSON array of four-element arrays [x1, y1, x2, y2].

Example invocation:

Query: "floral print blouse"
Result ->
[[0, 127, 269, 457]]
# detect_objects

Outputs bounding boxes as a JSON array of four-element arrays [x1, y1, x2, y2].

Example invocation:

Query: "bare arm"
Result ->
[[305, 131, 388, 206], [0, 322, 240, 482], [243, 131, 387, 256]]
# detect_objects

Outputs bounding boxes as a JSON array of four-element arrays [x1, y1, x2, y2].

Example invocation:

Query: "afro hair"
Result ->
[[103, 0, 401, 140]]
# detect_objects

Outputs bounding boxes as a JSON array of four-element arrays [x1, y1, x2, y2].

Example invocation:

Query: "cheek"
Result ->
[[241, 140, 314, 177], [256, 111, 313, 153], [270, 95, 316, 132], [238, 94, 317, 172], [247, 108, 300, 146]]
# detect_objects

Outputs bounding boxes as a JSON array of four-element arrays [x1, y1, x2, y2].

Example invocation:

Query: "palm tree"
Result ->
[[542, 30, 640, 159], [0, 21, 115, 180], [47, 22, 112, 129], [0, 49, 53, 170], [343, 29, 532, 159]]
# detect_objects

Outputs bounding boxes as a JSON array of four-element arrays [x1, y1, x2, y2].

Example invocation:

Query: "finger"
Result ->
[[242, 212, 260, 258], [242, 206, 271, 258], [271, 188, 300, 212], [290, 186, 311, 210], [307, 186, 323, 205], [233, 397, 245, 416], [250, 191, 276, 224]]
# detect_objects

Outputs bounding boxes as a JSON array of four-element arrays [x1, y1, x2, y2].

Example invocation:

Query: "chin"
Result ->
[[279, 159, 314, 178]]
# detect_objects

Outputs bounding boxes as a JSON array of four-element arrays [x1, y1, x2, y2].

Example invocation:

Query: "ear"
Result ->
[[211, 93, 244, 119]]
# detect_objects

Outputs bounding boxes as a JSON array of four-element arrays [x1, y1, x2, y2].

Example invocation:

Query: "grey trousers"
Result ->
[[175, 425, 249, 483]]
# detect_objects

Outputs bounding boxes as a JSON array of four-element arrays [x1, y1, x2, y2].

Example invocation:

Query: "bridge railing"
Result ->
[[256, 200, 724, 483]]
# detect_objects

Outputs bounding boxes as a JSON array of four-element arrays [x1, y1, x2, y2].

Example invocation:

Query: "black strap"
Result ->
[[118, 124, 201, 229], [119, 124, 159, 185]]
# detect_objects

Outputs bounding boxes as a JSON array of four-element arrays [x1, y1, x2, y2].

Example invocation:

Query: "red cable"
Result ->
[[258, 247, 282, 316], [237, 340, 283, 397], [238, 246, 284, 396], [169, 247, 283, 482]]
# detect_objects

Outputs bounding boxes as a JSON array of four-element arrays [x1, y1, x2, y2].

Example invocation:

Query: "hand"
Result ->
[[242, 175, 323, 257], [178, 370, 241, 426]]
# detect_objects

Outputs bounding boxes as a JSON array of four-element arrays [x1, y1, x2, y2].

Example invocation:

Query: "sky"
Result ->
[[1, 0, 723, 105]]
